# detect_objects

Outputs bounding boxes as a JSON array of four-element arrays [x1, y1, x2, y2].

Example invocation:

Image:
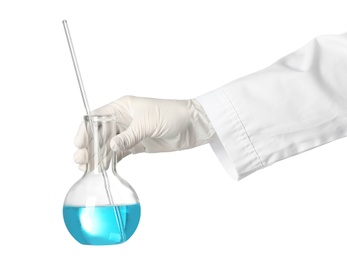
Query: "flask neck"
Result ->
[[84, 115, 116, 175]]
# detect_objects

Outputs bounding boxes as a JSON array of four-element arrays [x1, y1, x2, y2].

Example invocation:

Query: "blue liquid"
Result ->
[[63, 204, 141, 245]]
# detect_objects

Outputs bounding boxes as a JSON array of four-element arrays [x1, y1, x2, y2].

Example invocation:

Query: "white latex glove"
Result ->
[[74, 96, 216, 171]]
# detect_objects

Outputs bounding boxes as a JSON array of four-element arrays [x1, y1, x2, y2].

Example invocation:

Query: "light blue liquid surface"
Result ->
[[63, 204, 141, 245]]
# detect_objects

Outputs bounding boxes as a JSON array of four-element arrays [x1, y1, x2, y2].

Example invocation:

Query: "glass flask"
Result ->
[[63, 115, 141, 245]]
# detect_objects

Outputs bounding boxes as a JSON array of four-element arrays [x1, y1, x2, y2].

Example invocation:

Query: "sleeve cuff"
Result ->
[[196, 88, 263, 180]]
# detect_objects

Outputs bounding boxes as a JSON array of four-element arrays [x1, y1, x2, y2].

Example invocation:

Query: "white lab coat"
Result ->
[[197, 32, 347, 181]]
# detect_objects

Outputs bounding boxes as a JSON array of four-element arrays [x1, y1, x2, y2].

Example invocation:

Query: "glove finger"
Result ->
[[116, 149, 131, 162], [75, 145, 131, 173], [75, 119, 112, 149], [73, 147, 89, 164], [104, 149, 131, 167], [110, 121, 145, 151], [74, 121, 89, 148]]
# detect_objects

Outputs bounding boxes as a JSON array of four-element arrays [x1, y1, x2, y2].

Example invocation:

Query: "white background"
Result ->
[[1, 0, 347, 259]]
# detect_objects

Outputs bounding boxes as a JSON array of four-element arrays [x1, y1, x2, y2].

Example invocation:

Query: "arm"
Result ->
[[198, 32, 347, 180]]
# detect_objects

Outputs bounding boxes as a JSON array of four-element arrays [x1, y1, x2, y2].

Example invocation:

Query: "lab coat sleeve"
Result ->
[[196, 32, 347, 180]]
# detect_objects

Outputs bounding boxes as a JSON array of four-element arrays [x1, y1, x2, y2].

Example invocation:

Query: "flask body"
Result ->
[[63, 115, 140, 245]]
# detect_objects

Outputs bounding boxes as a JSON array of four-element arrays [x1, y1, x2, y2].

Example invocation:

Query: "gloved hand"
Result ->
[[73, 95, 215, 171]]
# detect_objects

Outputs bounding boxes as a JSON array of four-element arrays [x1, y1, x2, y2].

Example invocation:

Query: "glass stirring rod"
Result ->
[[62, 20, 115, 207], [62, 20, 125, 241]]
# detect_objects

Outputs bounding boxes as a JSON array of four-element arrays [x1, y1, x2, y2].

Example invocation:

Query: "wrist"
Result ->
[[188, 98, 216, 147]]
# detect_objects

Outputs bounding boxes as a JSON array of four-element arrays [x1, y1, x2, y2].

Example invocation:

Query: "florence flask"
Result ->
[[63, 115, 141, 245]]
